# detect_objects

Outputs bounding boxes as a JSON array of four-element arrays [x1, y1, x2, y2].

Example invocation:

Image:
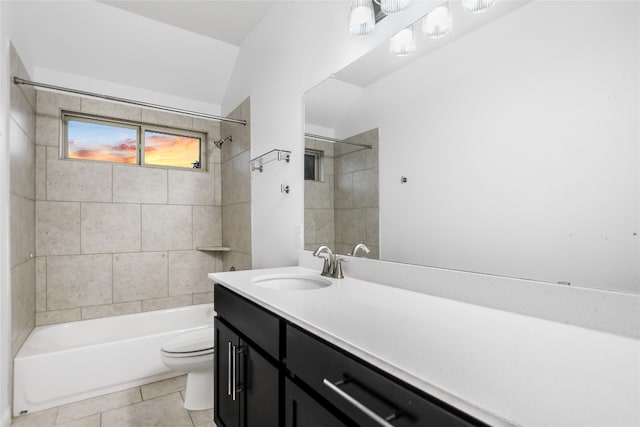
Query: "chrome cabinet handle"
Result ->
[[323, 378, 397, 427], [227, 342, 232, 396], [232, 344, 237, 401]]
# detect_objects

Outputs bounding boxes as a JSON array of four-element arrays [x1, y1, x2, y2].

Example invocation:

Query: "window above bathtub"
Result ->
[[62, 112, 206, 170]]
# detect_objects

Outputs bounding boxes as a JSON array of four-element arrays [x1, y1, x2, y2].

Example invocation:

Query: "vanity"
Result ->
[[209, 256, 640, 427]]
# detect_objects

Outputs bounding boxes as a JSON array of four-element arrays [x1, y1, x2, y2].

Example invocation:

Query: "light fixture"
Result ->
[[380, 0, 412, 15], [462, 0, 495, 13], [389, 26, 416, 56], [423, 2, 452, 39], [349, 0, 376, 36]]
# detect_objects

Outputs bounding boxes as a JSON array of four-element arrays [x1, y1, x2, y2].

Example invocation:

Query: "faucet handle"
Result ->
[[333, 256, 347, 279]]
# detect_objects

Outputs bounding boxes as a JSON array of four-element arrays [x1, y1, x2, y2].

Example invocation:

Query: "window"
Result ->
[[63, 113, 205, 169], [304, 149, 322, 181]]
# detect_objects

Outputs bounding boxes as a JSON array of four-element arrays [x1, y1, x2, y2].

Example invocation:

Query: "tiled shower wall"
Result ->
[[304, 137, 335, 251], [220, 98, 251, 271], [34, 91, 223, 325], [9, 44, 36, 359], [303, 128, 379, 258], [334, 128, 379, 258]]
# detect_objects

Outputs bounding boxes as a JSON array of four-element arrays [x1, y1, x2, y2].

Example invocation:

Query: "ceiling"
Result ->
[[99, 1, 275, 46]]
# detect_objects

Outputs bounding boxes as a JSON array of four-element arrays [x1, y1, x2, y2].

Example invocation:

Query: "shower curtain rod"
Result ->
[[12, 77, 247, 126], [304, 133, 372, 149]]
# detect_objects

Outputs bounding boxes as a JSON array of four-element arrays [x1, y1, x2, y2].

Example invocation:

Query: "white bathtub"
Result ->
[[13, 304, 214, 416]]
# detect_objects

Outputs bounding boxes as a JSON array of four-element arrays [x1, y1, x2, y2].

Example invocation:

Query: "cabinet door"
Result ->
[[285, 378, 349, 427], [241, 339, 279, 427], [215, 319, 241, 427]]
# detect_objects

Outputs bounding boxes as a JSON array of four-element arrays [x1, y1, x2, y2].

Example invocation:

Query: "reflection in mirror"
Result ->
[[304, 0, 639, 294], [304, 130, 380, 259]]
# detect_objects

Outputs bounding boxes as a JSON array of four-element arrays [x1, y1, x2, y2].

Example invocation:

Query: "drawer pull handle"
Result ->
[[232, 344, 237, 401], [323, 378, 397, 427], [227, 342, 232, 396]]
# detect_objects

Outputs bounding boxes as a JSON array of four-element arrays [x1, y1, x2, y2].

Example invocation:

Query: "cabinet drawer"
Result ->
[[286, 325, 485, 427], [215, 284, 280, 359]]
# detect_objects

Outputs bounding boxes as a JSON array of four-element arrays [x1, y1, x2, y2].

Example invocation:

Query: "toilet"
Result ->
[[161, 326, 214, 410]]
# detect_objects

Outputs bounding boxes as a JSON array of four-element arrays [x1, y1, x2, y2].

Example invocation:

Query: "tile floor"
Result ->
[[10, 375, 217, 427]]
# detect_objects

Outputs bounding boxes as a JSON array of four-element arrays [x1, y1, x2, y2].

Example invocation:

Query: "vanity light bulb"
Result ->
[[462, 0, 495, 13], [423, 3, 452, 39], [349, 0, 375, 36], [389, 27, 416, 56], [381, 0, 412, 15]]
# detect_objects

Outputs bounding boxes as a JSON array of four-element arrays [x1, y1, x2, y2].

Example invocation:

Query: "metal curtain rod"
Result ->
[[304, 133, 372, 149], [12, 77, 247, 126]]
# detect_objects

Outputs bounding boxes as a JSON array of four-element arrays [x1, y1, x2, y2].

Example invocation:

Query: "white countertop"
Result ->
[[209, 266, 640, 427]]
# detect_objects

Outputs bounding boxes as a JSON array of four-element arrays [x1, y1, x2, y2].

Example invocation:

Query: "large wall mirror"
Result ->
[[304, 0, 639, 294]]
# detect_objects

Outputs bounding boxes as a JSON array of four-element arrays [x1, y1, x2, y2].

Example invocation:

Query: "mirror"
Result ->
[[303, 0, 639, 294]]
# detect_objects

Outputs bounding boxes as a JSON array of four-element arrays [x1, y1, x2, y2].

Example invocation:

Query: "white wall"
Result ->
[[223, 0, 436, 268], [335, 1, 639, 293]]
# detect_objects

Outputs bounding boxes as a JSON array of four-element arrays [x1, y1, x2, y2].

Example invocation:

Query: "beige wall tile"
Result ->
[[212, 163, 222, 206], [221, 150, 250, 205], [36, 90, 81, 116], [113, 252, 168, 302], [353, 168, 378, 209], [220, 99, 250, 163], [36, 201, 81, 256], [35, 256, 46, 312], [193, 292, 214, 305], [168, 170, 214, 206], [334, 173, 354, 210], [46, 148, 112, 202], [10, 44, 35, 109], [47, 254, 112, 310], [81, 301, 142, 320], [305, 209, 334, 247], [193, 206, 222, 248], [10, 79, 36, 140], [35, 145, 46, 200], [56, 388, 142, 424], [366, 208, 380, 248], [35, 308, 82, 326], [141, 108, 192, 130], [336, 149, 366, 175], [335, 208, 366, 246], [221, 202, 251, 254], [101, 393, 191, 427], [11, 259, 35, 357], [9, 118, 35, 199], [113, 165, 167, 204], [222, 251, 252, 272], [35, 114, 61, 147], [141, 204, 192, 251], [304, 176, 333, 209], [168, 250, 217, 295], [81, 203, 140, 254], [10, 194, 35, 268], [140, 375, 186, 401], [141, 294, 192, 312], [80, 98, 141, 122]]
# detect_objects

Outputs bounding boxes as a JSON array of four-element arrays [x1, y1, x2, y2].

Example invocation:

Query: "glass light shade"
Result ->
[[389, 27, 416, 56], [349, 0, 375, 36], [462, 0, 495, 13], [423, 3, 452, 39], [381, 0, 412, 15]]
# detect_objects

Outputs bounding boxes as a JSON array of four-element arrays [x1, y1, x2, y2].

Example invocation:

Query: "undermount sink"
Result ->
[[252, 274, 332, 291]]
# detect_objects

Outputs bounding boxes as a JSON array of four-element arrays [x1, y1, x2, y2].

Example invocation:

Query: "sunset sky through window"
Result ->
[[67, 119, 201, 168]]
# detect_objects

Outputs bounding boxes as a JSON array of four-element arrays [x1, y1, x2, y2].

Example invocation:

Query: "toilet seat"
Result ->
[[161, 327, 214, 357]]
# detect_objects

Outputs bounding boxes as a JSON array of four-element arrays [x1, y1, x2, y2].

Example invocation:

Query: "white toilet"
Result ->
[[161, 326, 214, 410]]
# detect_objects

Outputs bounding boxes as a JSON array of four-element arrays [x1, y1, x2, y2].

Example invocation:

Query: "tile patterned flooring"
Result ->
[[10, 375, 217, 427]]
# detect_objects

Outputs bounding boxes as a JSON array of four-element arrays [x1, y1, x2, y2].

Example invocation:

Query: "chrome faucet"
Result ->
[[312, 245, 333, 277], [312, 246, 345, 279], [349, 243, 371, 258]]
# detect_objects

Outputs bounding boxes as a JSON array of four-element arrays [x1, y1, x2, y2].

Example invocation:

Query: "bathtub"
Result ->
[[13, 304, 214, 416]]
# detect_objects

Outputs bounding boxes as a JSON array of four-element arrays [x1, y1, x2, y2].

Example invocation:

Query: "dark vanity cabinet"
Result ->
[[215, 284, 487, 427], [214, 285, 280, 427]]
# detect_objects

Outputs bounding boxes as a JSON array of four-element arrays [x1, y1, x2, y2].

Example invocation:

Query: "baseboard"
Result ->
[[1, 405, 11, 427]]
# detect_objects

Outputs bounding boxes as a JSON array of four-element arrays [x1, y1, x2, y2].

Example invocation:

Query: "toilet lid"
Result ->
[[162, 328, 214, 354]]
